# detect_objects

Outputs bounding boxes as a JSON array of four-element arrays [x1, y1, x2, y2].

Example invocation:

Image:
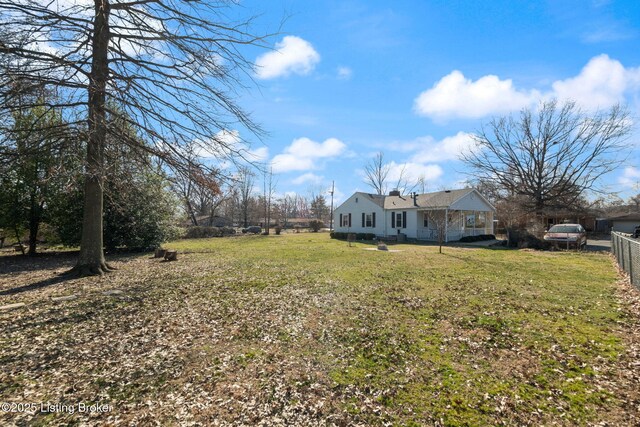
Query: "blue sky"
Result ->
[[233, 0, 640, 204]]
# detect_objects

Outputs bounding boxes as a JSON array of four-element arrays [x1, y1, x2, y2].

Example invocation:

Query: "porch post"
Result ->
[[445, 208, 449, 243], [473, 210, 476, 236], [489, 211, 494, 235]]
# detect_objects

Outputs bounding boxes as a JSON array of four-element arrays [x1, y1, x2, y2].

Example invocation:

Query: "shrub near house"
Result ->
[[330, 232, 376, 240], [459, 234, 496, 243], [309, 220, 324, 232], [185, 226, 236, 238]]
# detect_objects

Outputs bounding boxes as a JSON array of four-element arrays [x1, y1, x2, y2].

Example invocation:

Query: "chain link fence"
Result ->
[[611, 232, 640, 288]]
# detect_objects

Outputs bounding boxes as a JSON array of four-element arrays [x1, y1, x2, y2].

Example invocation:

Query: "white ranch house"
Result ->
[[333, 188, 496, 242]]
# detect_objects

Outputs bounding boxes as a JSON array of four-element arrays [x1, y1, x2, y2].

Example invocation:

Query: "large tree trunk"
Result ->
[[186, 198, 199, 226], [68, 0, 114, 275], [27, 193, 40, 256], [243, 205, 248, 228], [27, 209, 39, 256]]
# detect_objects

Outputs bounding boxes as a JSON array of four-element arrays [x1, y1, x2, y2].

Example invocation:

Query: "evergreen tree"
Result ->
[[0, 102, 76, 255]]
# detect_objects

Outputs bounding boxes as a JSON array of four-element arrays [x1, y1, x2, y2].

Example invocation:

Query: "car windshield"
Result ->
[[548, 225, 580, 233]]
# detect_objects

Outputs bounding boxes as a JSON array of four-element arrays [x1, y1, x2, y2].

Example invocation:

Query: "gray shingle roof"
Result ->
[[383, 188, 475, 209], [354, 192, 386, 208], [608, 212, 640, 221]]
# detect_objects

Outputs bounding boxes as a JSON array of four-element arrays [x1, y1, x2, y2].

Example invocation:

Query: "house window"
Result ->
[[466, 213, 475, 228], [391, 211, 406, 228], [464, 211, 486, 229], [365, 214, 372, 227], [423, 215, 428, 227], [342, 214, 350, 227]]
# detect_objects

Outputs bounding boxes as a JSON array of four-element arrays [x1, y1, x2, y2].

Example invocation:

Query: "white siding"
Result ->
[[334, 193, 385, 235], [450, 191, 494, 212], [386, 209, 419, 238], [612, 220, 640, 233]]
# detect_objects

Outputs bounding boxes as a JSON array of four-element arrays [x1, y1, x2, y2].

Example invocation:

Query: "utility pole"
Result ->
[[329, 181, 335, 231]]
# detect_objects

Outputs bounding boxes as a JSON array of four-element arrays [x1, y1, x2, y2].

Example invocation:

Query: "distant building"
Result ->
[[541, 210, 597, 232], [607, 212, 640, 234]]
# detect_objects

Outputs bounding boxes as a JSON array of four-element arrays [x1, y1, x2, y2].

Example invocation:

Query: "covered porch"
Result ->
[[416, 209, 494, 242]]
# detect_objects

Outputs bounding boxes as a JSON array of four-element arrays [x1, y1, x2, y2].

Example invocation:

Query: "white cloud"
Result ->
[[292, 173, 324, 185], [287, 137, 345, 158], [386, 131, 478, 163], [551, 54, 640, 110], [216, 129, 241, 146], [414, 70, 539, 120], [414, 55, 640, 120], [255, 36, 320, 79], [270, 154, 316, 173], [387, 162, 444, 185], [271, 137, 347, 173], [407, 132, 477, 163], [247, 147, 269, 163], [619, 166, 640, 189], [337, 66, 353, 80]]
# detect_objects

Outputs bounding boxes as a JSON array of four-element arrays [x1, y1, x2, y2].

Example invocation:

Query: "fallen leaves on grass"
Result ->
[[0, 238, 639, 426]]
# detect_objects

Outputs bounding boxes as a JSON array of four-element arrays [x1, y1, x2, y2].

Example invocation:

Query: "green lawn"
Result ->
[[0, 233, 636, 426]]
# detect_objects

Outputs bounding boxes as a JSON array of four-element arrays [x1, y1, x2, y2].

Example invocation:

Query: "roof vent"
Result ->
[[389, 189, 400, 196]]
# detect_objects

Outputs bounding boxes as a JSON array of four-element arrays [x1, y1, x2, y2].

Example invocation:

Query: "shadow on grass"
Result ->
[[0, 251, 144, 276], [0, 274, 73, 296], [0, 251, 78, 274]]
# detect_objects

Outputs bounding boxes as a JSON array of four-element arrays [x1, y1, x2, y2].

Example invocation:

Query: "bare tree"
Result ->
[[295, 194, 310, 218], [277, 193, 296, 228], [236, 166, 255, 228], [364, 152, 420, 195], [262, 167, 276, 234], [462, 100, 631, 218], [392, 163, 420, 195], [630, 194, 640, 212], [416, 174, 428, 194], [364, 152, 390, 195], [424, 210, 448, 254], [205, 187, 230, 226], [0, 1, 272, 275], [168, 145, 219, 226]]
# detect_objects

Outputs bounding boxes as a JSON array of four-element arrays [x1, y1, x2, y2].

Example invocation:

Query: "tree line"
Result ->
[[0, 94, 333, 255], [175, 166, 331, 230]]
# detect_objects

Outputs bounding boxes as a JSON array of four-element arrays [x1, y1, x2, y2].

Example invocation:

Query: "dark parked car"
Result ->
[[543, 224, 587, 249], [634, 225, 640, 238], [242, 226, 262, 234]]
